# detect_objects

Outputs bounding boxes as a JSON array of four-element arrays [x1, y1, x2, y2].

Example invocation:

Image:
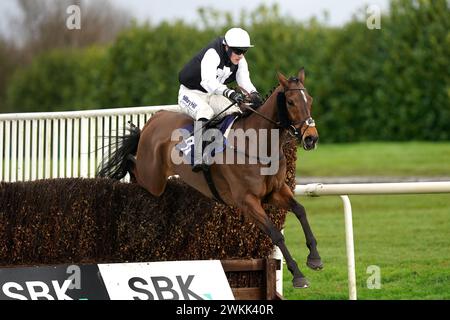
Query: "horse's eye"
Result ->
[[287, 100, 294, 106]]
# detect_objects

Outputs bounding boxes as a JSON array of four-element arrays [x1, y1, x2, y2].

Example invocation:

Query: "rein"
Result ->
[[241, 104, 279, 127], [228, 87, 315, 163]]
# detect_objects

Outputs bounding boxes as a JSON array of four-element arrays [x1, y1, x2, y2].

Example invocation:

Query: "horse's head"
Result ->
[[277, 69, 319, 150]]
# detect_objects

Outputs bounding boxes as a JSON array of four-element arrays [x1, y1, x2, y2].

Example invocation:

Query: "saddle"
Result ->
[[175, 114, 238, 168], [175, 114, 239, 204]]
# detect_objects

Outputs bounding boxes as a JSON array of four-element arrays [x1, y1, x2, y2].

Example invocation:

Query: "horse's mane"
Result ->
[[236, 86, 278, 120], [263, 77, 299, 102], [263, 86, 278, 103]]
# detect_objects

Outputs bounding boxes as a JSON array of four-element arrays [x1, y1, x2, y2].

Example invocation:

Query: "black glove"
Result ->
[[223, 89, 245, 104], [250, 91, 263, 108]]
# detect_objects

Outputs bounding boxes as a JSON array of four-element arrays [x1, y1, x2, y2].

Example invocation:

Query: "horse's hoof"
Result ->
[[293, 277, 309, 288], [307, 257, 323, 270]]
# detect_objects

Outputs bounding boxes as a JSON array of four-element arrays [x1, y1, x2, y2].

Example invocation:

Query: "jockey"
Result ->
[[178, 27, 263, 172], [178, 27, 263, 126]]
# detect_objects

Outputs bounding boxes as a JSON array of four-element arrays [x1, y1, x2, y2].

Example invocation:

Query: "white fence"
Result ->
[[0, 105, 179, 182]]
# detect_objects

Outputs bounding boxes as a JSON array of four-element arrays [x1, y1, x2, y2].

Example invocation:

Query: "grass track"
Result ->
[[284, 142, 450, 299], [296, 142, 450, 177], [282, 193, 450, 300]]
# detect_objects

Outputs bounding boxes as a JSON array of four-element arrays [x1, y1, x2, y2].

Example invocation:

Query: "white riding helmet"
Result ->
[[224, 27, 254, 48]]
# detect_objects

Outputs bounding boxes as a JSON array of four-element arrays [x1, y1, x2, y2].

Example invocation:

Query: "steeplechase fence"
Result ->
[[0, 105, 284, 300]]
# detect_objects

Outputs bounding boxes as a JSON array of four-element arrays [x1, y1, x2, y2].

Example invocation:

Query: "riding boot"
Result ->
[[192, 157, 211, 172], [192, 118, 211, 173]]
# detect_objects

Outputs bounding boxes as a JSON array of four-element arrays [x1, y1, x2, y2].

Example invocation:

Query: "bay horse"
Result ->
[[97, 69, 322, 288]]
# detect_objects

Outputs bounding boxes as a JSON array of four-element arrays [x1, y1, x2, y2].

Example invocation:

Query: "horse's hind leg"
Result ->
[[268, 184, 323, 270], [134, 148, 170, 196], [243, 194, 309, 288]]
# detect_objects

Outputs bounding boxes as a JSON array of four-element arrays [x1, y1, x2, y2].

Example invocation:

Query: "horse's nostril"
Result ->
[[305, 136, 314, 145], [304, 136, 318, 149]]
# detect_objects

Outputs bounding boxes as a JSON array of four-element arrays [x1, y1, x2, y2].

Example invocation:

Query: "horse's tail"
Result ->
[[96, 123, 141, 180]]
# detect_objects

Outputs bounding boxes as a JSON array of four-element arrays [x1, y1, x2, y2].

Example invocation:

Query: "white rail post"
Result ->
[[96, 116, 104, 177], [31, 119, 38, 180], [340, 195, 357, 300], [4, 121, 11, 182], [45, 119, 52, 178], [10, 121, 17, 182], [17, 120, 24, 181], [66, 119, 73, 177], [73, 118, 80, 177], [89, 117, 97, 177], [37, 119, 45, 180], [24, 120, 31, 181], [80, 117, 89, 178], [52, 119, 59, 178], [59, 119, 66, 178]]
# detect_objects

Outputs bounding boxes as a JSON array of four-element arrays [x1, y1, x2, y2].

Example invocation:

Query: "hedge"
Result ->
[[5, 1, 449, 141]]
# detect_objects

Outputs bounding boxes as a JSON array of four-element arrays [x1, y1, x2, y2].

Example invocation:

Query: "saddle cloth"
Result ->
[[175, 114, 238, 165]]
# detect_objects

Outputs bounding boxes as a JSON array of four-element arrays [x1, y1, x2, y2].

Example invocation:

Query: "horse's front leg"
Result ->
[[242, 194, 309, 288], [268, 184, 323, 270]]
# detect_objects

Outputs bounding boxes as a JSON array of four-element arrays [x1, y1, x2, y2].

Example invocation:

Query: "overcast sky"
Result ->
[[0, 0, 390, 38], [111, 0, 390, 25]]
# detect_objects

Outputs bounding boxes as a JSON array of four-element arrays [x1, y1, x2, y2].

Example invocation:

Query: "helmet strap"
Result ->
[[224, 44, 233, 60]]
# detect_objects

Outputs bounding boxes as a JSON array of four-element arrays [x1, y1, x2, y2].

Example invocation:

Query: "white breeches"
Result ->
[[178, 85, 241, 121]]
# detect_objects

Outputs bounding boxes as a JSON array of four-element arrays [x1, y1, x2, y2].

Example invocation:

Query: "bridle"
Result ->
[[282, 88, 316, 141], [242, 86, 315, 142], [227, 83, 316, 164]]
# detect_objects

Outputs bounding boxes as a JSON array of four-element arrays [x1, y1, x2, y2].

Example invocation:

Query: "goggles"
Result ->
[[230, 47, 248, 55]]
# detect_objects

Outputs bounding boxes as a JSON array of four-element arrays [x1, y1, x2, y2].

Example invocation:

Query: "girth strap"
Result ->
[[202, 168, 226, 205]]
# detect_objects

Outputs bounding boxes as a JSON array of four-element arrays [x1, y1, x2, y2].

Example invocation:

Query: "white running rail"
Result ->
[[0, 105, 179, 182]]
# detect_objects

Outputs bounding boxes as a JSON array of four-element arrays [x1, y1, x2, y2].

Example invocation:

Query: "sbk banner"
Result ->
[[98, 260, 234, 300], [0, 260, 234, 300], [0, 264, 109, 300]]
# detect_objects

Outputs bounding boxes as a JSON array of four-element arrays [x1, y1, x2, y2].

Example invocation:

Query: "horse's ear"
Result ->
[[298, 67, 306, 84], [277, 71, 288, 87]]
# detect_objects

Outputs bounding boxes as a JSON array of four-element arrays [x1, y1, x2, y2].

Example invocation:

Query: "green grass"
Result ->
[[282, 194, 450, 300], [296, 142, 450, 177], [282, 142, 450, 299]]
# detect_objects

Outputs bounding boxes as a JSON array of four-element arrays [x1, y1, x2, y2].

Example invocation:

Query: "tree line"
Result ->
[[1, 0, 449, 142]]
